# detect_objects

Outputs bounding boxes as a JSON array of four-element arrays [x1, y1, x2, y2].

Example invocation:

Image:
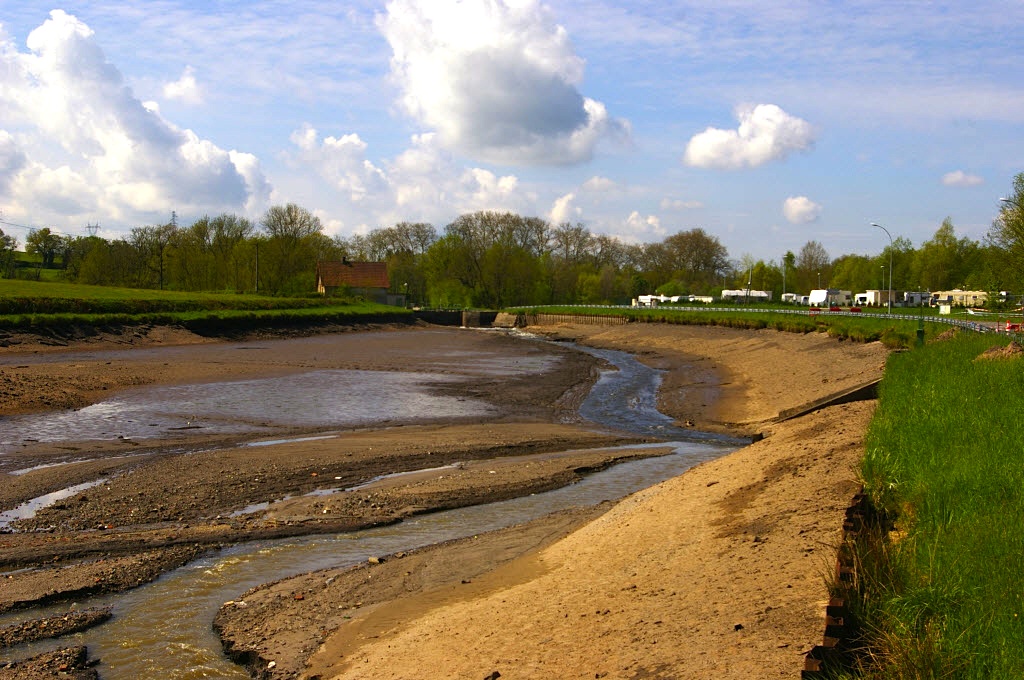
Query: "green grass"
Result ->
[[512, 304, 943, 349], [0, 279, 411, 330], [841, 332, 1024, 678]]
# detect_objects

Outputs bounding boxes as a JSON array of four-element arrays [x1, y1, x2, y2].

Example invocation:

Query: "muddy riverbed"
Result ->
[[0, 324, 676, 676], [0, 321, 890, 679]]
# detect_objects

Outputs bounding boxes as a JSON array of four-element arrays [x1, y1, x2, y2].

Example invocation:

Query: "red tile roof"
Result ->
[[317, 261, 390, 289]]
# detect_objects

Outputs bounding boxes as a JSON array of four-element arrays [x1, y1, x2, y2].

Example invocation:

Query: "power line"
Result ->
[[0, 218, 43, 233], [0, 218, 79, 238]]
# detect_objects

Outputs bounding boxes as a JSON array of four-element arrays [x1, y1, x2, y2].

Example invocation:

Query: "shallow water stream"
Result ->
[[0, 335, 740, 677]]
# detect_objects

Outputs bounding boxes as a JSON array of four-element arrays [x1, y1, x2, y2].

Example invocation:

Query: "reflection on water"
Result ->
[[574, 343, 743, 445], [0, 479, 108, 529], [0, 371, 495, 453]]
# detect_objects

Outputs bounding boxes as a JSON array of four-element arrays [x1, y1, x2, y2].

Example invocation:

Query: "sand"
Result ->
[[0, 321, 889, 679]]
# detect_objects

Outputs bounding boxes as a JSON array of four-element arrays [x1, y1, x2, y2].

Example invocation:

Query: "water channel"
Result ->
[[0, 333, 742, 677]]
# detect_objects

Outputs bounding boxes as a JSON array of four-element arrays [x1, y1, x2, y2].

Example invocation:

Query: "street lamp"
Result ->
[[871, 222, 893, 315]]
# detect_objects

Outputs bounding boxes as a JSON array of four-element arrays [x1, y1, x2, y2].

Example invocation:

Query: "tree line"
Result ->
[[5, 171, 1024, 307]]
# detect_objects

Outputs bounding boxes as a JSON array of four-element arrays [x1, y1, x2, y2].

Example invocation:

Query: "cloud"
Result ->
[[581, 176, 616, 192], [163, 65, 202, 104], [660, 197, 703, 210], [0, 11, 269, 228], [941, 170, 983, 187], [623, 210, 664, 239], [550, 192, 580, 223], [288, 124, 388, 203], [783, 196, 822, 224], [684, 104, 815, 170], [286, 130, 529, 233], [378, 0, 629, 165], [0, 131, 28, 194]]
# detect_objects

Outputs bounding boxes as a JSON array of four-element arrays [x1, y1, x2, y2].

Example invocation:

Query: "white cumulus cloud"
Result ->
[[783, 196, 822, 224], [0, 11, 269, 228], [941, 170, 984, 187], [550, 192, 579, 223], [684, 104, 815, 170], [163, 65, 203, 104], [622, 210, 664, 239], [288, 124, 388, 203], [378, 0, 629, 166], [286, 130, 530, 232]]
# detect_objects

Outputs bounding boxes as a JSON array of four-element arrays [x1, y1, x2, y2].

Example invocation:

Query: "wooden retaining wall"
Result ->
[[522, 313, 631, 327]]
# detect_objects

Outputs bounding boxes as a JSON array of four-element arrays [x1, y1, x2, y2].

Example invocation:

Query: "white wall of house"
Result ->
[[809, 289, 852, 306], [721, 289, 773, 301]]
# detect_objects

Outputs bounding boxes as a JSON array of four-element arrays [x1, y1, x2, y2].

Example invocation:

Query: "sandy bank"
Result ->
[[214, 323, 888, 679]]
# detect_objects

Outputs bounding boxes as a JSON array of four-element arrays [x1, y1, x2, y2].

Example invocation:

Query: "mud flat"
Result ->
[[0, 325, 648, 675], [217, 322, 889, 680], [0, 322, 888, 678]]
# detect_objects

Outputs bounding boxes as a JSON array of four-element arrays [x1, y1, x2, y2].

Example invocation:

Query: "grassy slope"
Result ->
[[853, 332, 1024, 677], [0, 279, 410, 329]]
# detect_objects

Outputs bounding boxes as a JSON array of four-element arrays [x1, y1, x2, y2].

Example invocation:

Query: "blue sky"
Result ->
[[1, 1, 1022, 263]]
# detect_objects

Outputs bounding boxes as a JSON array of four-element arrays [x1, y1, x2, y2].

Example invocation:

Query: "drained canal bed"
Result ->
[[0, 370, 496, 457], [0, 332, 741, 677], [0, 440, 729, 678]]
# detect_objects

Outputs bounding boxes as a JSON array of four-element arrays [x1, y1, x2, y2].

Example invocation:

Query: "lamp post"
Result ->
[[871, 222, 893, 315]]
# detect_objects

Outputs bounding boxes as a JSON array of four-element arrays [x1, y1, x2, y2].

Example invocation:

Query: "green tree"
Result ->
[[830, 254, 875, 294], [0, 228, 17, 277], [259, 204, 323, 294], [913, 218, 982, 292], [986, 173, 1024, 292], [75, 238, 140, 287], [795, 240, 830, 292], [25, 227, 62, 268], [209, 214, 256, 291], [545, 222, 596, 304], [781, 251, 796, 297], [425, 212, 550, 307], [130, 223, 178, 289], [641, 228, 729, 294]]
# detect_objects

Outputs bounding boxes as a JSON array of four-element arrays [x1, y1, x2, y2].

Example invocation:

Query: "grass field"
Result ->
[[0, 279, 410, 330], [514, 304, 948, 349]]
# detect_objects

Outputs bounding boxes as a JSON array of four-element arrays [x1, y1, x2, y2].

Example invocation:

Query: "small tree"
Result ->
[[987, 173, 1024, 292], [0, 228, 17, 277], [25, 227, 62, 268]]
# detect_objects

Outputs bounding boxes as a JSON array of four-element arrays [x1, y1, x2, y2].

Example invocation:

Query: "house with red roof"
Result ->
[[316, 260, 393, 304]]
